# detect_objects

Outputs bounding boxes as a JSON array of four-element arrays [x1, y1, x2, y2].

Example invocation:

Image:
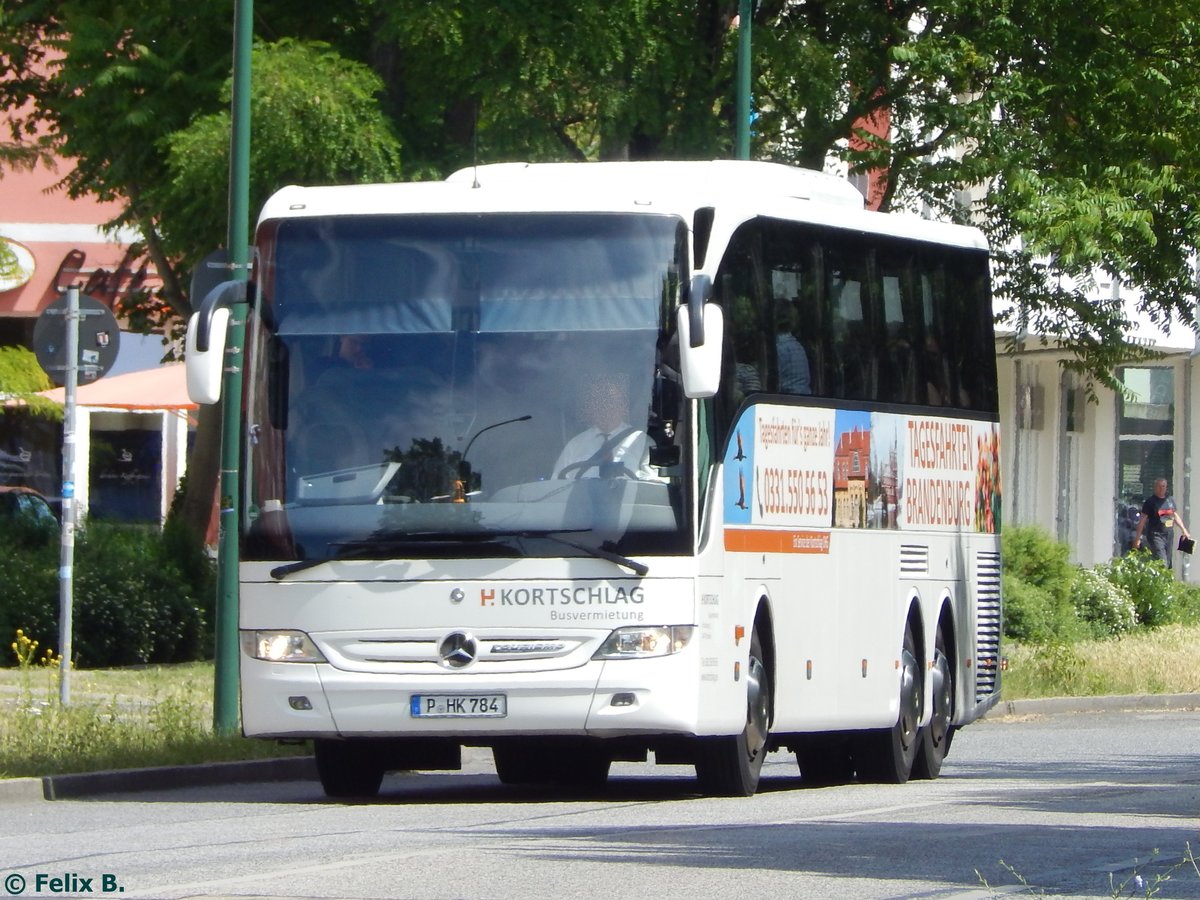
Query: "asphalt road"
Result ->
[[1, 698, 1198, 900]]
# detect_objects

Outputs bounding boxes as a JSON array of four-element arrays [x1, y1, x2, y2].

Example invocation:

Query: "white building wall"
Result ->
[[998, 340, 1199, 582]]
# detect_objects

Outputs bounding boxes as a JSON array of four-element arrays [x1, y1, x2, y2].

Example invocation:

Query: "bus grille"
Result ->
[[899, 544, 929, 576], [974, 550, 1002, 700]]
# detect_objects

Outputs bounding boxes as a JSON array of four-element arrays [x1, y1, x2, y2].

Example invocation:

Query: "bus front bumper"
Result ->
[[240, 654, 703, 741]]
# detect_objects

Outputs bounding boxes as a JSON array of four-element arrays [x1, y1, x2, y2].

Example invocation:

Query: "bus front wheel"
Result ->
[[314, 738, 386, 799], [695, 629, 771, 797]]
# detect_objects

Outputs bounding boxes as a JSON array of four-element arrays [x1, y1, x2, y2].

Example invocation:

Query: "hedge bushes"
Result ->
[[1003, 524, 1200, 643], [0, 520, 214, 668]]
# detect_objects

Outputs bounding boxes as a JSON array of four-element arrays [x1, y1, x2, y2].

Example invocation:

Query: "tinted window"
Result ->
[[715, 218, 996, 420]]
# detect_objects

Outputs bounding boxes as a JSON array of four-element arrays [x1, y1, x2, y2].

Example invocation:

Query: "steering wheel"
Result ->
[[556, 459, 635, 480]]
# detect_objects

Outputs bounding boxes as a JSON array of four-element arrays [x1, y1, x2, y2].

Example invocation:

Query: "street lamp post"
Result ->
[[213, 0, 253, 735], [735, 0, 753, 160]]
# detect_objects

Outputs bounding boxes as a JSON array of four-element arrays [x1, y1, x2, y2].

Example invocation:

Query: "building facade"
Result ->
[[996, 284, 1199, 581], [1, 131, 182, 524]]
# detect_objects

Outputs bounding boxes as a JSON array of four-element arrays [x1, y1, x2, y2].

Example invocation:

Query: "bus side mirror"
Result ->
[[677, 302, 723, 399], [185, 307, 229, 404], [185, 279, 245, 404]]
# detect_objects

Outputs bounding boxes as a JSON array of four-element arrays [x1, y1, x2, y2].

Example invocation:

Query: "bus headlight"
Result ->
[[593, 625, 694, 659], [241, 630, 327, 663]]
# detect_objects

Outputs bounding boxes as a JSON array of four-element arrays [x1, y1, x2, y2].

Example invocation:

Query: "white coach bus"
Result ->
[[186, 160, 1002, 798]]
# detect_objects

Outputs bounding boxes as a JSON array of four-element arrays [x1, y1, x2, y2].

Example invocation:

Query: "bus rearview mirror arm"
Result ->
[[687, 273, 712, 348], [193, 280, 247, 352]]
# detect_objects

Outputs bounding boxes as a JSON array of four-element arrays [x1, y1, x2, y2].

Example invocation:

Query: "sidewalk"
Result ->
[[2, 692, 1197, 803]]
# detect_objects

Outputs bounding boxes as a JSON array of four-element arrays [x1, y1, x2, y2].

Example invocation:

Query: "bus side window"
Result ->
[[716, 229, 770, 412]]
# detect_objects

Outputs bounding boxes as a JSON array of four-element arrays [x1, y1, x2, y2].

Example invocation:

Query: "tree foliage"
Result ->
[[151, 39, 401, 273], [5, 0, 1200, 536], [6, 0, 1200, 378], [366, 0, 1200, 387]]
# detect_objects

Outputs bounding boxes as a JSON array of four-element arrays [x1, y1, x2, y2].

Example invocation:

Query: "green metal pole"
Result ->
[[735, 0, 752, 160], [214, 0, 252, 735]]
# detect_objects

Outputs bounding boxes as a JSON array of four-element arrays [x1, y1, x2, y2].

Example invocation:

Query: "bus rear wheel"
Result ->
[[854, 623, 921, 784], [912, 623, 954, 780], [695, 629, 771, 797], [314, 739, 386, 799]]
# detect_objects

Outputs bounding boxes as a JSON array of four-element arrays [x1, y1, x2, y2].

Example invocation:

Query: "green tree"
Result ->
[[368, 0, 1200, 388], [0, 4, 400, 544], [5, 0, 1200, 532], [151, 39, 401, 271]]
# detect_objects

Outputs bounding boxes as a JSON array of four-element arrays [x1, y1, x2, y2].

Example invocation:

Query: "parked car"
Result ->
[[0, 485, 58, 531]]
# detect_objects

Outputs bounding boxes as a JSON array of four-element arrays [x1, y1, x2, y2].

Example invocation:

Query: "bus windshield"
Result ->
[[242, 212, 691, 565]]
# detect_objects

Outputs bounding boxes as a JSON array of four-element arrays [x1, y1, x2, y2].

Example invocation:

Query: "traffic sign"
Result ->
[[33, 293, 121, 386]]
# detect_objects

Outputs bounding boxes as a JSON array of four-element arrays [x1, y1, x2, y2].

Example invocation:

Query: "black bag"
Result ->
[[1178, 536, 1195, 555]]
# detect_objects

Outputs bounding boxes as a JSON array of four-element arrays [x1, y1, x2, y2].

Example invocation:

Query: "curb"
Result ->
[[0, 756, 315, 804], [986, 692, 1200, 718]]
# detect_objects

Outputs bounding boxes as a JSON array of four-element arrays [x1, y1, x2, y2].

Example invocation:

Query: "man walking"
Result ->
[[1132, 477, 1191, 569]]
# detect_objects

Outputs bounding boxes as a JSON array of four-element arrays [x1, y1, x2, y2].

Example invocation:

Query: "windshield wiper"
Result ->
[[269, 532, 519, 580], [516, 531, 649, 577], [269, 529, 648, 579]]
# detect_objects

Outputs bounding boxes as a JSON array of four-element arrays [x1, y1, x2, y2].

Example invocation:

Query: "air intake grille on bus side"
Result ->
[[974, 550, 1002, 700], [899, 544, 929, 576]]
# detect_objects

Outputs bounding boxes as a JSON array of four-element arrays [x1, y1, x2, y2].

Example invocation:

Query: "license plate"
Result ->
[[410, 694, 507, 718]]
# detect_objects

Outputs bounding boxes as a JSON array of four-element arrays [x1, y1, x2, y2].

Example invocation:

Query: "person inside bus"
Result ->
[[336, 334, 374, 369], [553, 373, 658, 480], [774, 300, 812, 395]]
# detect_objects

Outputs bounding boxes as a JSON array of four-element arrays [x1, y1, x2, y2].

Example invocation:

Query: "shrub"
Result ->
[[0, 524, 58, 654], [1099, 551, 1181, 627], [1070, 567, 1138, 638], [1002, 525, 1076, 603], [1002, 572, 1084, 644], [1174, 581, 1200, 625], [1002, 526, 1082, 643], [0, 521, 214, 668]]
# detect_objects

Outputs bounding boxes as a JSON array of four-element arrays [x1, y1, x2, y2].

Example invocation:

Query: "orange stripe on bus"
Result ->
[[724, 528, 831, 554]]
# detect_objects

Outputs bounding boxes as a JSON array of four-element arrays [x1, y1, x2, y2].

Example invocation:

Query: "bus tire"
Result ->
[[912, 622, 954, 780], [853, 623, 921, 784], [695, 629, 771, 797], [314, 739, 385, 799]]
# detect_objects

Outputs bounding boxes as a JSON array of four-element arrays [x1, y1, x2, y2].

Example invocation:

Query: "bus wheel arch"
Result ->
[[854, 604, 923, 784], [694, 598, 774, 797], [752, 601, 777, 731]]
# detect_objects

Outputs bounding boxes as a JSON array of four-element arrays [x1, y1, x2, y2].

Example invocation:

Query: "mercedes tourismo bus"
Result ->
[[186, 161, 1002, 798]]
